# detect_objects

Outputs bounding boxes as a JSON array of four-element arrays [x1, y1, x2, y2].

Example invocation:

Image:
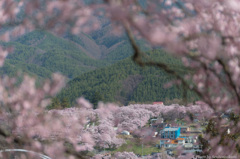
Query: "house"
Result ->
[[155, 117, 164, 124], [152, 123, 167, 129], [153, 102, 164, 105], [182, 144, 203, 155], [164, 140, 178, 148], [180, 135, 197, 143], [159, 138, 170, 148], [184, 143, 193, 149], [160, 137, 185, 148], [193, 144, 202, 150], [180, 126, 190, 133], [160, 127, 181, 139], [151, 118, 167, 131], [176, 138, 185, 145]]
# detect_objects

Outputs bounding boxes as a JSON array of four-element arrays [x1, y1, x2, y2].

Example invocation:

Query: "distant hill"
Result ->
[[0, 28, 150, 79], [0, 30, 110, 79], [89, 22, 151, 63], [55, 50, 197, 108]]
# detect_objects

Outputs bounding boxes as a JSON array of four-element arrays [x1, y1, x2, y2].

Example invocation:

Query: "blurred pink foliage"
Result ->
[[92, 151, 175, 159], [0, 0, 240, 158], [0, 76, 211, 158]]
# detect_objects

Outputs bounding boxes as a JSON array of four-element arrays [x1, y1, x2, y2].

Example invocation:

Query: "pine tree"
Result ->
[[61, 97, 70, 108], [91, 91, 104, 109], [51, 97, 61, 109]]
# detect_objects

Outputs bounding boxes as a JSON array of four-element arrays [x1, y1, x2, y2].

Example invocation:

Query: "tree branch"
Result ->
[[124, 23, 204, 105], [217, 59, 240, 105]]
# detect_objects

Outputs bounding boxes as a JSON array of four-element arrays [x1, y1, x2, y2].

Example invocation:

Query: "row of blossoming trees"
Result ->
[[0, 78, 212, 159], [0, 0, 240, 158]]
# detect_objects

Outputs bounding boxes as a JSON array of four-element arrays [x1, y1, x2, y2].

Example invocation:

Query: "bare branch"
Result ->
[[217, 59, 240, 105], [124, 23, 204, 105]]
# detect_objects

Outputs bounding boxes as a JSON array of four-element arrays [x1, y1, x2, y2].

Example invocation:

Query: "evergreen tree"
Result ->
[[91, 91, 104, 109], [61, 97, 70, 108], [50, 97, 61, 109]]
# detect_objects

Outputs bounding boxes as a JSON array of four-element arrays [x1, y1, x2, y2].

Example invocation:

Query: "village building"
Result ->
[[159, 138, 170, 148], [159, 138, 185, 148], [153, 102, 164, 105], [180, 126, 190, 133], [164, 140, 178, 148], [179, 135, 198, 144], [176, 138, 185, 145], [160, 127, 181, 139]]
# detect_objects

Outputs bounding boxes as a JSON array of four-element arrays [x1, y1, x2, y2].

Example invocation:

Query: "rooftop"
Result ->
[[171, 140, 178, 144], [165, 142, 178, 145], [164, 139, 178, 144], [153, 102, 163, 105], [181, 133, 198, 137], [163, 127, 180, 131], [176, 138, 185, 140], [159, 138, 170, 141]]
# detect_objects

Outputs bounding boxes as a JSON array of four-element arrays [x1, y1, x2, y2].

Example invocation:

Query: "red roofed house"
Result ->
[[176, 138, 185, 145], [153, 102, 164, 105], [164, 140, 178, 148], [160, 138, 185, 148]]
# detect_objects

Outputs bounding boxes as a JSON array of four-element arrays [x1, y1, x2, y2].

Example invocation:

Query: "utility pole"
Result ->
[[139, 114, 144, 158], [104, 142, 105, 155]]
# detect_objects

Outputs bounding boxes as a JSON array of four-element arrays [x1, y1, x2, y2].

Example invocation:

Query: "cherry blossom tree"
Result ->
[[113, 151, 139, 159], [92, 151, 175, 159], [114, 106, 154, 132], [103, 0, 240, 157], [0, 0, 240, 158]]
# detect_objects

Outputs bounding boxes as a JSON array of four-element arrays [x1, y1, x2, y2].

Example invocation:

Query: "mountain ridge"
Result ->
[[55, 50, 197, 108]]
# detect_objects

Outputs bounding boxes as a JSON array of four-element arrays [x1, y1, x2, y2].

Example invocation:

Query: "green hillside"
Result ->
[[55, 50, 197, 108], [90, 23, 151, 63], [0, 29, 151, 79], [0, 30, 108, 79], [103, 40, 151, 63]]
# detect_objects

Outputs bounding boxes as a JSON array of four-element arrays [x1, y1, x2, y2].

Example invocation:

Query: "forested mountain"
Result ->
[[54, 50, 197, 108], [88, 22, 150, 63], [0, 29, 146, 79], [0, 30, 109, 79], [0, 0, 182, 80], [0, 27, 195, 109]]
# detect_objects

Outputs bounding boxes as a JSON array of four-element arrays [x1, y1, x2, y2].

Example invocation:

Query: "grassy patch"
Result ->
[[112, 138, 161, 156]]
